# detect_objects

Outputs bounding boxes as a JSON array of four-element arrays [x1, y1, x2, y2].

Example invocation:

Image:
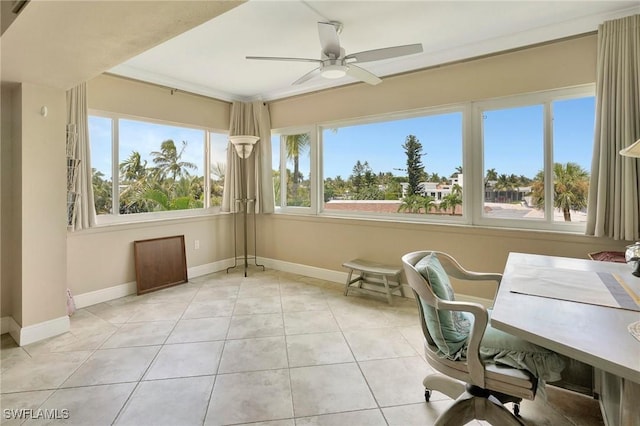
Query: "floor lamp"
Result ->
[[226, 135, 265, 277]]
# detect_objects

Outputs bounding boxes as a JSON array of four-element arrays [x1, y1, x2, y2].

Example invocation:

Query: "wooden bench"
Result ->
[[342, 258, 404, 305]]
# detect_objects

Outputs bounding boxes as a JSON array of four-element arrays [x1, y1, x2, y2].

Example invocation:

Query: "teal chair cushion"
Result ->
[[415, 253, 471, 358]]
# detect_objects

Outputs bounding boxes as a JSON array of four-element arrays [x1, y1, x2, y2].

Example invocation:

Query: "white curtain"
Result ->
[[222, 101, 275, 213], [66, 83, 97, 230], [586, 15, 640, 241]]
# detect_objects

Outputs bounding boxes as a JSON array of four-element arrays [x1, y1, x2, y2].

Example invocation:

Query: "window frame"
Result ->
[[88, 109, 227, 225]]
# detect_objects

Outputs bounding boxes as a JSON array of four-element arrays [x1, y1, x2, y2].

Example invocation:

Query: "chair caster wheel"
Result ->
[[513, 402, 520, 417], [425, 389, 432, 402]]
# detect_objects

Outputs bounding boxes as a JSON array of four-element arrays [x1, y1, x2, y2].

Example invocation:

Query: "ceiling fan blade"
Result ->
[[246, 56, 321, 63], [292, 67, 322, 85], [346, 64, 382, 85], [345, 43, 423, 63], [317, 22, 341, 58]]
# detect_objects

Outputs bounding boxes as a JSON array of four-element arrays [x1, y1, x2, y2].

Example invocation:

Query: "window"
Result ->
[[272, 130, 314, 211], [271, 85, 595, 233], [89, 113, 225, 222], [482, 105, 545, 219], [321, 110, 463, 219], [476, 88, 594, 229]]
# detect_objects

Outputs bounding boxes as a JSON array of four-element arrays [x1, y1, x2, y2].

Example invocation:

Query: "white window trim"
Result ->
[[89, 109, 228, 225]]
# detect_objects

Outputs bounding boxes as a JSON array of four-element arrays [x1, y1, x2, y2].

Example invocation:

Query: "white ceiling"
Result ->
[[109, 0, 639, 102]]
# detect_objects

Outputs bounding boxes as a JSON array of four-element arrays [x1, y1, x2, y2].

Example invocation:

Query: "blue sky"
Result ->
[[273, 96, 594, 180], [90, 96, 594, 182]]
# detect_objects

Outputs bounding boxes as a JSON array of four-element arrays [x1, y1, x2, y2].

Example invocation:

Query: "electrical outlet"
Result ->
[[194, 240, 200, 250]]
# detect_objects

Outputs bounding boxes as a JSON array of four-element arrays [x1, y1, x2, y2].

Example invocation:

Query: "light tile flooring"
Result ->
[[0, 269, 603, 425]]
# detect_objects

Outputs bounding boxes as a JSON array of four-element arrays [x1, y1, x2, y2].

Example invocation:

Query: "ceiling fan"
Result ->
[[246, 21, 423, 86]]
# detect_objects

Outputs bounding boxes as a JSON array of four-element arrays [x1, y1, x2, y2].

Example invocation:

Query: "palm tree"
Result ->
[[485, 168, 498, 182], [421, 195, 437, 213], [119, 151, 147, 182], [494, 173, 515, 202], [151, 139, 197, 181], [92, 168, 112, 214], [530, 162, 589, 221], [285, 133, 310, 195], [398, 194, 424, 213], [439, 185, 462, 215]]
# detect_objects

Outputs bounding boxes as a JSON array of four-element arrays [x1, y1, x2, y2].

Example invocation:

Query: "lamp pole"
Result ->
[[226, 136, 265, 277]]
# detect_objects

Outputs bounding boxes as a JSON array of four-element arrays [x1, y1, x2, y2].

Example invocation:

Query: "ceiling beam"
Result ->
[[1, 0, 244, 90]]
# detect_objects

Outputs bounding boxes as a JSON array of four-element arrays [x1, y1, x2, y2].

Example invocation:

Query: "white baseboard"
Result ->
[[72, 258, 235, 309], [260, 257, 346, 283], [73, 281, 137, 309], [188, 258, 235, 278], [17, 316, 70, 346]]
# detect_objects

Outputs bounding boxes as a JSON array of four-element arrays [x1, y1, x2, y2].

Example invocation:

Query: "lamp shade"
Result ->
[[230, 135, 259, 159], [620, 138, 640, 158]]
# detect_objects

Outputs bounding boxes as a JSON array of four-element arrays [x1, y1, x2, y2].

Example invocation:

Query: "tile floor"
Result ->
[[0, 269, 603, 425]]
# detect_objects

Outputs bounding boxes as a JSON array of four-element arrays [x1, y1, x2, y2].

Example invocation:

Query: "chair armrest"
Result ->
[[434, 298, 489, 388], [436, 252, 502, 284]]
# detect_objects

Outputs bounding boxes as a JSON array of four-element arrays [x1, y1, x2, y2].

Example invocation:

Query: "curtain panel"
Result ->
[[66, 83, 97, 231], [222, 101, 275, 214], [586, 15, 640, 241]]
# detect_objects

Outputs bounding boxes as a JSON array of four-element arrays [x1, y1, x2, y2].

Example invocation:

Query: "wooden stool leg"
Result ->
[[344, 269, 354, 296], [382, 274, 393, 305], [396, 273, 405, 297], [357, 272, 365, 288]]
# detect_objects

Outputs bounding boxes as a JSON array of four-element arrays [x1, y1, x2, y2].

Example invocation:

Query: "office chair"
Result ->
[[402, 250, 539, 426]]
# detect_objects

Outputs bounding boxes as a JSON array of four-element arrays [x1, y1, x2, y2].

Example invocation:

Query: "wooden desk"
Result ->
[[491, 253, 640, 426]]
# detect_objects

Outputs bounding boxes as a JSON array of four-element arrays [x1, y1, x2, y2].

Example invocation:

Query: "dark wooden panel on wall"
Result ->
[[134, 235, 188, 295]]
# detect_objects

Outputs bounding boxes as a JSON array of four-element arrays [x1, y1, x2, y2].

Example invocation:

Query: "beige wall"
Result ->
[[263, 34, 630, 300], [11, 83, 67, 327], [89, 74, 229, 130], [66, 74, 233, 297]]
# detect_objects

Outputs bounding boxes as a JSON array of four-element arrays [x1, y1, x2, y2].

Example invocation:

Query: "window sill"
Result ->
[[68, 209, 229, 236]]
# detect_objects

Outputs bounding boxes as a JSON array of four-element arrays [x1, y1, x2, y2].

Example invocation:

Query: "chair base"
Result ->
[[424, 374, 524, 426]]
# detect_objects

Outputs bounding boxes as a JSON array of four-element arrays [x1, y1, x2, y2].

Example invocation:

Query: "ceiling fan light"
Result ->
[[321, 65, 347, 79]]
